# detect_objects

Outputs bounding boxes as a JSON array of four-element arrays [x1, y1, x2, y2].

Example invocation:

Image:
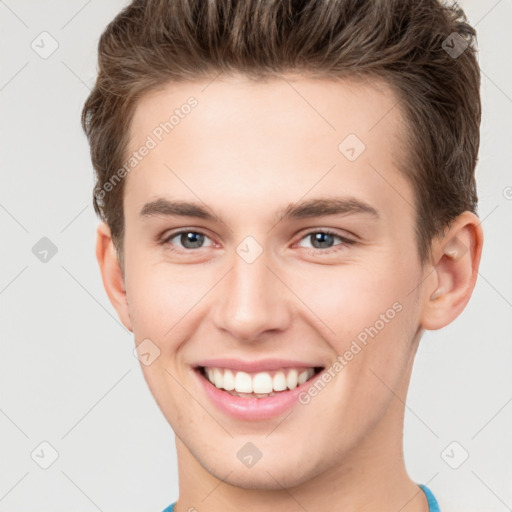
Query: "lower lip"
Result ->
[[194, 368, 322, 421]]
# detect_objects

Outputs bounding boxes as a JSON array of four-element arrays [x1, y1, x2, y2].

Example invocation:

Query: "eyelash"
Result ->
[[160, 229, 356, 255]]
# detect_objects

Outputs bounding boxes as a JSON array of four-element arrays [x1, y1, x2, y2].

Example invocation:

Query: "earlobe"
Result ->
[[420, 212, 483, 331], [95, 222, 133, 332]]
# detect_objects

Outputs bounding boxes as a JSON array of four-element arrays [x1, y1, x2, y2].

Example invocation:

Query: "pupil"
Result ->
[[312, 232, 333, 249], [182, 232, 204, 249]]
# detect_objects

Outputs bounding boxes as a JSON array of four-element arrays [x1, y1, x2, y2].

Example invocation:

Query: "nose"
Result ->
[[213, 247, 292, 342]]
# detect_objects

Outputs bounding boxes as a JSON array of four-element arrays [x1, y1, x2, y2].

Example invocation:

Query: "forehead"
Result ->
[[129, 74, 402, 153], [124, 74, 413, 225]]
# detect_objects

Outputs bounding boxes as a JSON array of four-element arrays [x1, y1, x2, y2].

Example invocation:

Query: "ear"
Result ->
[[96, 222, 133, 332], [420, 211, 484, 330]]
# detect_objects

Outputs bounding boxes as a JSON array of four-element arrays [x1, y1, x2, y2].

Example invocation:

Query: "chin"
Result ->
[[199, 451, 324, 491]]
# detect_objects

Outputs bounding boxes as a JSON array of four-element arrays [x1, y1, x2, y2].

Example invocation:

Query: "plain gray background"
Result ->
[[1, 1, 511, 511]]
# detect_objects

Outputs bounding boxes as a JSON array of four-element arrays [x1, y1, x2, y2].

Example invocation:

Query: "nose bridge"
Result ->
[[213, 243, 290, 341]]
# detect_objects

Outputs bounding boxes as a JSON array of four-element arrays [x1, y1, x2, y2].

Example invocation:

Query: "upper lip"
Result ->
[[193, 358, 325, 373]]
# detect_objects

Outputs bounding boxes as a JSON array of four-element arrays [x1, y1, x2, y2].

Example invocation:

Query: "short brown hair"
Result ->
[[82, 0, 480, 265]]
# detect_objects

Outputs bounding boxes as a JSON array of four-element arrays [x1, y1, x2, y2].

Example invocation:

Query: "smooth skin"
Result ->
[[96, 74, 483, 512]]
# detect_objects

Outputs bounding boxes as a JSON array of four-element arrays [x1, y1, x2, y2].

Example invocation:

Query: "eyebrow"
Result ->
[[280, 197, 379, 220], [140, 197, 379, 222]]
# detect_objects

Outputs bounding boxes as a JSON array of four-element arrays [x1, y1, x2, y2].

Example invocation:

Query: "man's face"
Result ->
[[120, 75, 428, 488]]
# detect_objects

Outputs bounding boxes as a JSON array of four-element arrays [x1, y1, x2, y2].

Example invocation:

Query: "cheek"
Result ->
[[124, 254, 207, 337], [290, 259, 414, 334], [289, 256, 422, 376]]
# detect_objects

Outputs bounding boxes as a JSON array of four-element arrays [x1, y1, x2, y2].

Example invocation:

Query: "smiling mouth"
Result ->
[[195, 365, 324, 398]]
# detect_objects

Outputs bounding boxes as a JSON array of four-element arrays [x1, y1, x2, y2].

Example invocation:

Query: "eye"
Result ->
[[162, 230, 215, 251], [296, 230, 354, 252], [160, 228, 355, 254]]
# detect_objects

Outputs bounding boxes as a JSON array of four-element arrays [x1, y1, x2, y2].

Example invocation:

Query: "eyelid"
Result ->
[[296, 224, 357, 240]]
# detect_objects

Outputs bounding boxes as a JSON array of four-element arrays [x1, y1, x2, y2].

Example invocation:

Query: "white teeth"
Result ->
[[298, 370, 310, 385], [214, 368, 223, 388], [223, 369, 235, 391], [234, 371, 253, 393], [273, 371, 287, 391], [202, 366, 317, 394], [286, 369, 298, 390], [253, 372, 273, 394]]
